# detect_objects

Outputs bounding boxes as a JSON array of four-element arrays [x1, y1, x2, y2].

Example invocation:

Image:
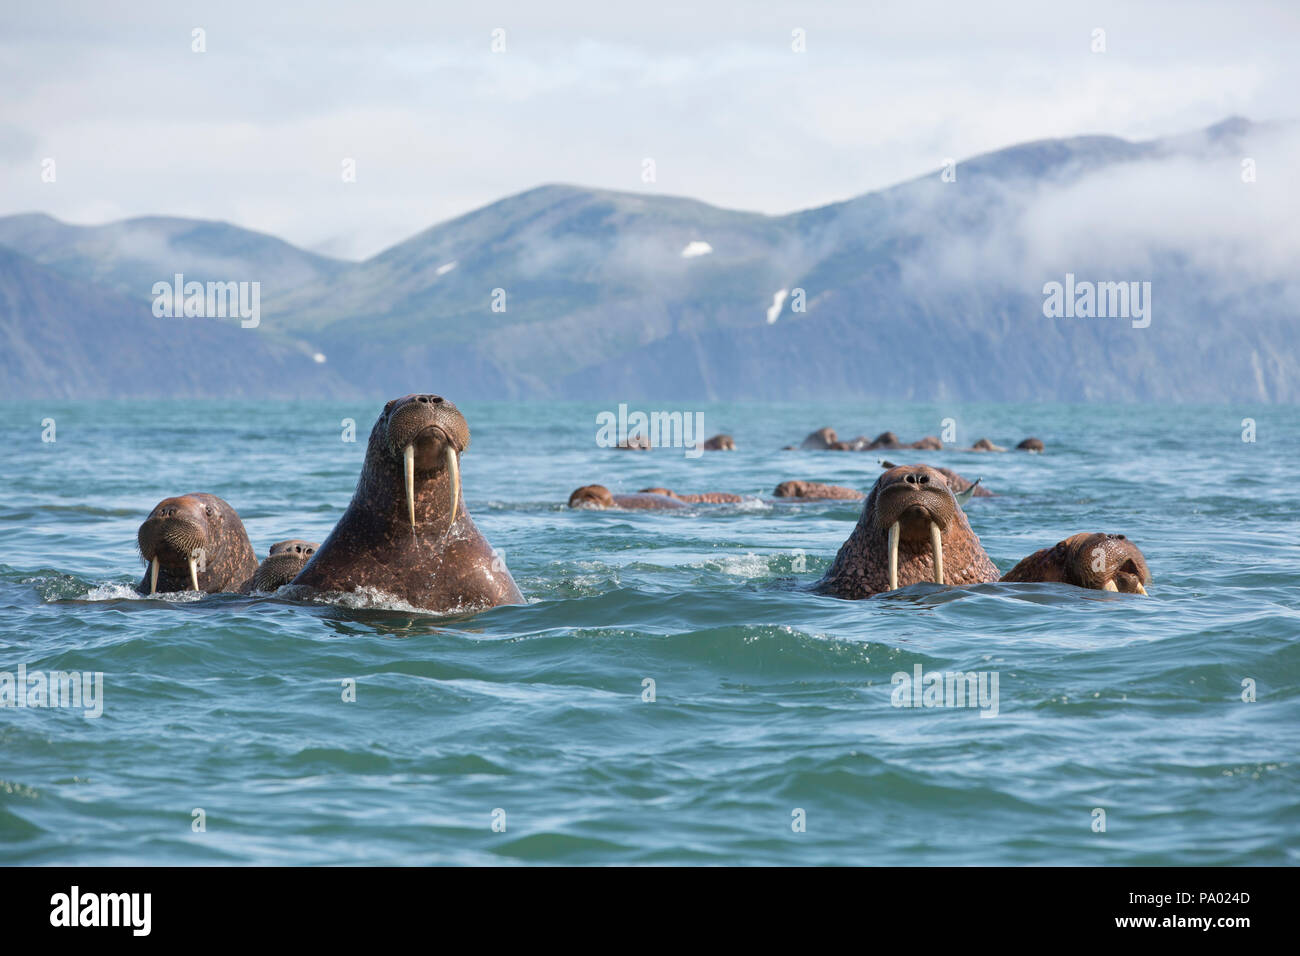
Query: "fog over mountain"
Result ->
[[2, 118, 1296, 402]]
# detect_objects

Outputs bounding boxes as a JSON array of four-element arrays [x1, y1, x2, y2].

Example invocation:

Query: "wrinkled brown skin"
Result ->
[[638, 487, 745, 504], [773, 480, 864, 500], [702, 434, 736, 451], [818, 465, 1000, 598], [290, 394, 523, 613], [568, 485, 686, 510], [819, 465, 1150, 598], [1001, 533, 1150, 593], [1017, 437, 1045, 452], [879, 460, 994, 497], [136, 493, 258, 594], [253, 539, 319, 592]]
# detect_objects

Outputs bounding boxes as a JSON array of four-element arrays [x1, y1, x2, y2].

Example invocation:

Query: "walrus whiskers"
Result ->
[[149, 558, 159, 595], [887, 521, 899, 591], [404, 443, 416, 529], [447, 446, 460, 527], [930, 521, 944, 584]]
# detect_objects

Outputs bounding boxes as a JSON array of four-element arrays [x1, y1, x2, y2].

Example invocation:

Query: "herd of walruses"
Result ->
[[133, 394, 1150, 613]]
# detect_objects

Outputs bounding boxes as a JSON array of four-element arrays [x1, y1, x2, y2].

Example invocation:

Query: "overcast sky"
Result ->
[[1, 0, 1296, 259]]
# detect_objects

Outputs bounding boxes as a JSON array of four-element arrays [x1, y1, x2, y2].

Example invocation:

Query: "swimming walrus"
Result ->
[[702, 434, 736, 451], [817, 464, 1150, 598], [252, 539, 319, 592], [791, 428, 942, 451], [638, 487, 746, 503], [289, 394, 522, 613], [135, 493, 259, 594], [568, 485, 686, 510], [773, 480, 864, 500]]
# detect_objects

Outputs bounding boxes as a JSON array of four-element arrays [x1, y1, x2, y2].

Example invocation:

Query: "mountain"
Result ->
[[0, 214, 348, 306], [2, 117, 1296, 401], [0, 247, 356, 399]]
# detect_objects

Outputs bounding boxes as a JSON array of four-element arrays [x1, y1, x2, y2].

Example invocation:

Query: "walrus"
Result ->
[[966, 437, 1007, 452], [798, 427, 839, 450], [794, 428, 942, 452], [773, 480, 864, 500], [252, 539, 319, 591], [1002, 533, 1148, 593], [289, 394, 522, 613], [817, 464, 1150, 598], [638, 487, 745, 503], [568, 485, 686, 510], [702, 434, 736, 451], [135, 493, 258, 594], [1017, 437, 1045, 452], [615, 434, 652, 451]]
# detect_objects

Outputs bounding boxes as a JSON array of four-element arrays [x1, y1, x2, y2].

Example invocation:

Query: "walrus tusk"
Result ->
[[1103, 579, 1119, 592], [404, 443, 416, 529], [447, 446, 460, 527], [1135, 582, 1147, 595], [149, 558, 159, 595], [930, 521, 944, 584], [887, 521, 899, 591], [189, 554, 200, 592]]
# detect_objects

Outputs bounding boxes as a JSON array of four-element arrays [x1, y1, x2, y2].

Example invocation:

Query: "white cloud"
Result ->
[[1, 0, 1297, 259]]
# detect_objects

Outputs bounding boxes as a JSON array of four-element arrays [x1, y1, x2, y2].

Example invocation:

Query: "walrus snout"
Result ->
[[1068, 533, 1151, 594], [381, 395, 470, 530], [254, 539, 319, 591]]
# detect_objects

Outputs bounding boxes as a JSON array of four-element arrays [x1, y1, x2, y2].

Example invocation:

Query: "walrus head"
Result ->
[[818, 465, 1000, 597], [372, 394, 469, 531], [568, 484, 616, 509], [1002, 532, 1150, 593], [253, 539, 319, 591], [137, 494, 224, 593]]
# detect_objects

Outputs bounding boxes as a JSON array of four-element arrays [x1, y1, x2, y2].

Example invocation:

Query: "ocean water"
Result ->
[[1, 399, 1296, 866]]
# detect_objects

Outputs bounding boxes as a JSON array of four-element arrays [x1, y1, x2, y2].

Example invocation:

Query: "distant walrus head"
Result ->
[[569, 484, 616, 508], [568, 484, 687, 510], [1002, 532, 1150, 593], [374, 394, 470, 531], [1017, 437, 1045, 452], [136, 493, 258, 594], [817, 464, 1000, 597], [253, 539, 319, 591]]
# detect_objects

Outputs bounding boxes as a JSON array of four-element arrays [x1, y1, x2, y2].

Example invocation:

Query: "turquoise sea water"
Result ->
[[1, 399, 1296, 865]]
